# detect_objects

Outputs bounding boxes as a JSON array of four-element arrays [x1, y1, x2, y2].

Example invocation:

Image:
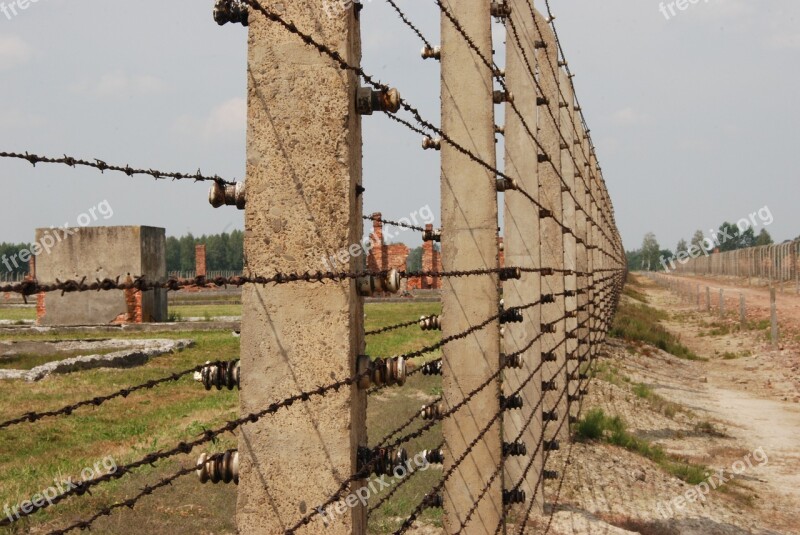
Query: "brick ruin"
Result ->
[[196, 244, 207, 277], [365, 213, 504, 292]]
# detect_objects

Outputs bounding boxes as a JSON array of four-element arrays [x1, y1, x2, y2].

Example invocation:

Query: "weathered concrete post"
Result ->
[[706, 286, 711, 313], [697, 284, 701, 309], [440, 0, 503, 531], [502, 0, 543, 517], [719, 288, 724, 318], [535, 9, 568, 444], [739, 293, 746, 329], [238, 4, 366, 534], [560, 69, 578, 441], [574, 112, 590, 427], [770, 287, 779, 346]]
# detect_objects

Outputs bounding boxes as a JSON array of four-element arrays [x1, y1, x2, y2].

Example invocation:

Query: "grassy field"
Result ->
[[0, 307, 35, 322], [0, 300, 443, 534], [168, 304, 242, 320], [610, 275, 702, 361]]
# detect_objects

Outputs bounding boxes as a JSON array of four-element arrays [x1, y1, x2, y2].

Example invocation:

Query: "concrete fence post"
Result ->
[[719, 288, 724, 318], [536, 9, 568, 444], [739, 293, 746, 329], [502, 0, 544, 516], [706, 286, 711, 313], [440, 0, 503, 530], [560, 68, 579, 437], [239, 3, 366, 533], [770, 287, 779, 347]]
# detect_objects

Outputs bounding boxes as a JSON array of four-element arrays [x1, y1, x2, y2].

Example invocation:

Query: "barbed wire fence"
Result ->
[[0, 0, 625, 533]]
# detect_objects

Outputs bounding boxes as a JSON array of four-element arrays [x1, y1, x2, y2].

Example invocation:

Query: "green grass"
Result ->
[[169, 304, 242, 319], [574, 409, 707, 485], [0, 307, 35, 322], [610, 300, 703, 361], [0, 301, 447, 534], [0, 349, 119, 370]]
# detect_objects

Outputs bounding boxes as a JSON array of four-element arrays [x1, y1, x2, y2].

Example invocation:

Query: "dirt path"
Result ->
[[638, 275, 800, 532], [660, 273, 800, 338]]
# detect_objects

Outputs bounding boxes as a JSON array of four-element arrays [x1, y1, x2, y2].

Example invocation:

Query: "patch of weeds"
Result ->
[[167, 311, 183, 322], [574, 409, 708, 485], [721, 350, 750, 360], [610, 301, 704, 361], [694, 420, 728, 438]]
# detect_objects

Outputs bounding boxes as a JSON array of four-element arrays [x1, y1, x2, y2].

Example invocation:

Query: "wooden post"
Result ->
[[239, 3, 366, 534], [706, 286, 711, 313], [719, 288, 724, 318], [440, 0, 503, 531]]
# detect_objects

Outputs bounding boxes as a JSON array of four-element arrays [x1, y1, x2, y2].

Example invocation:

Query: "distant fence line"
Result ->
[[672, 240, 799, 286]]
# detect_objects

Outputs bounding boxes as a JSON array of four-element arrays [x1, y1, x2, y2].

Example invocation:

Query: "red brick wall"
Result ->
[[36, 293, 45, 323], [196, 244, 207, 277], [408, 224, 442, 290]]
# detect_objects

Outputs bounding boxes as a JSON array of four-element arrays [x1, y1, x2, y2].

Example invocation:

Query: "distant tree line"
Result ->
[[0, 242, 31, 277], [627, 222, 775, 272], [166, 230, 244, 273]]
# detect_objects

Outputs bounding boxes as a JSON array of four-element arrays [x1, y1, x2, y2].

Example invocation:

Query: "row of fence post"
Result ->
[[672, 240, 800, 293], [237, 1, 625, 533], [652, 274, 780, 347]]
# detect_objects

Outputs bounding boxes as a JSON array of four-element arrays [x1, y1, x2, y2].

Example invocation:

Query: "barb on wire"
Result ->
[[382, 0, 433, 50], [393, 336, 549, 535], [45, 455, 223, 535], [366, 316, 423, 336], [368, 440, 444, 514], [0, 151, 235, 185], [0, 362, 220, 431], [363, 214, 426, 233], [367, 357, 439, 396], [0, 369, 369, 525], [0, 266, 525, 298]]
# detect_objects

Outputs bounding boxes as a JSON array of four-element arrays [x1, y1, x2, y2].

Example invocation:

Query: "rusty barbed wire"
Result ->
[[0, 151, 235, 185], [429, 0, 624, 263], [0, 362, 223, 431], [0, 368, 371, 525], [507, 15, 621, 257], [375, 397, 442, 448], [393, 340, 551, 535], [367, 440, 445, 514], [44, 454, 225, 535], [381, 0, 434, 50], [0, 267, 526, 298], [365, 316, 424, 336], [363, 214, 427, 233], [367, 356, 439, 396]]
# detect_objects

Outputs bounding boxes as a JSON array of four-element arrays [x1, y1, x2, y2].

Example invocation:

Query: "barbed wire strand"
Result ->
[[0, 151, 235, 186]]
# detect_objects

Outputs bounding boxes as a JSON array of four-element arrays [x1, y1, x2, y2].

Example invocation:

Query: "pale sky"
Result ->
[[1, 0, 798, 253]]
